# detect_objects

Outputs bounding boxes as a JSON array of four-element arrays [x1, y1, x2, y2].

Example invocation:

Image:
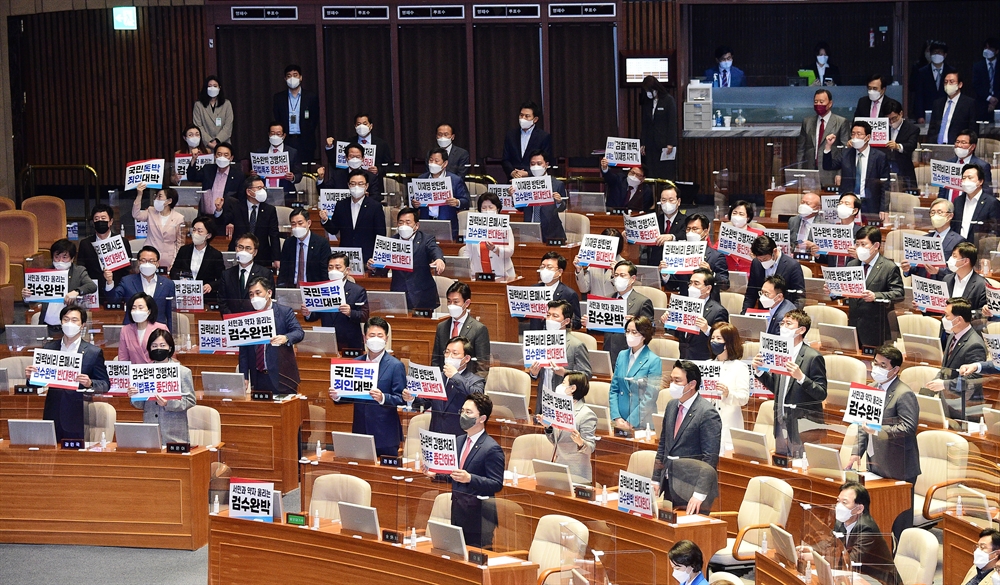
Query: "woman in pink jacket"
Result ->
[[132, 182, 186, 269], [118, 293, 169, 364]]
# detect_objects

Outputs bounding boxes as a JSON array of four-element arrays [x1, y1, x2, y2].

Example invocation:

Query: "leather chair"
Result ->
[[22, 196, 67, 250], [752, 400, 777, 455], [527, 514, 590, 585], [709, 476, 794, 570], [485, 367, 532, 400], [507, 434, 554, 477], [648, 337, 680, 359], [720, 291, 744, 317], [187, 405, 222, 447], [626, 450, 656, 478], [913, 430, 968, 526], [894, 527, 939, 585], [309, 474, 372, 521], [403, 412, 431, 462], [83, 401, 117, 443], [634, 285, 667, 309]]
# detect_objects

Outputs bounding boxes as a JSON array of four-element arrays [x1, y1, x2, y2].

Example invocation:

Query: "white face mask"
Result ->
[[286, 77, 300, 89], [207, 85, 220, 97], [646, 91, 656, 99], [356, 124, 371, 137], [554, 384, 568, 395], [867, 89, 882, 102], [530, 165, 546, 177], [437, 137, 452, 148], [798, 203, 816, 217], [545, 318, 563, 331], [779, 325, 798, 339], [850, 138, 867, 150], [347, 157, 364, 170], [482, 207, 498, 215], [626, 332, 643, 348], [61, 322, 81, 338], [719, 59, 733, 70], [730, 215, 748, 228], [254, 189, 268, 203], [53, 261, 72, 270], [955, 147, 971, 159], [427, 163, 443, 175], [236, 250, 254, 265], [985, 49, 997, 60], [186, 135, 201, 148], [973, 548, 993, 569], [669, 382, 685, 400], [759, 294, 776, 309], [613, 276, 631, 292], [661, 201, 678, 215], [943, 316, 955, 333], [215, 156, 231, 169], [931, 214, 950, 229], [672, 569, 690, 585], [444, 357, 464, 372], [396, 225, 414, 240], [687, 285, 704, 299], [192, 233, 207, 247], [328, 269, 344, 282], [685, 231, 703, 242], [139, 263, 158, 277], [291, 226, 309, 239], [817, 55, 828, 65], [930, 54, 945, 65], [626, 174, 643, 188], [250, 296, 268, 311], [539, 268, 557, 284], [947, 256, 963, 272], [835, 502, 853, 523], [269, 135, 283, 147], [961, 179, 979, 194], [758, 257, 775, 270], [837, 204, 855, 220], [856, 245, 872, 263], [944, 83, 959, 97], [349, 185, 366, 199], [518, 118, 534, 130], [447, 304, 466, 319], [153, 199, 166, 212], [366, 336, 386, 353], [130, 310, 149, 324], [870, 365, 890, 384]]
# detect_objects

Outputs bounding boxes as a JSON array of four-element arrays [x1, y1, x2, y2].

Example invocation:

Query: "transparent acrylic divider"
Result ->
[[943, 439, 1000, 528]]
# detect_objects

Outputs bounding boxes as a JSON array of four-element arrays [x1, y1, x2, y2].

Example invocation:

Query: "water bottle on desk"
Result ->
[[713, 73, 720, 88], [715, 110, 723, 127]]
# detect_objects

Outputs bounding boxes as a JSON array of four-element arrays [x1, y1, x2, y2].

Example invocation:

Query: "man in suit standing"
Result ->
[[592, 260, 653, 366], [432, 281, 490, 373], [652, 360, 723, 514], [217, 234, 273, 316], [952, 164, 1000, 241], [187, 142, 245, 222], [943, 242, 989, 313], [79, 204, 133, 303], [434, 123, 470, 178], [837, 226, 904, 348], [508, 150, 567, 242], [883, 102, 920, 190], [221, 175, 281, 270], [846, 345, 920, 544], [107, 246, 175, 331], [823, 120, 890, 222], [854, 74, 900, 120], [237, 277, 304, 395], [417, 147, 470, 240], [529, 300, 592, 399], [830, 482, 902, 585], [26, 239, 97, 336], [327, 113, 393, 168], [319, 169, 386, 264], [760, 276, 796, 336], [501, 101, 552, 180], [809, 193, 865, 267], [743, 235, 805, 312], [366, 208, 445, 311], [272, 65, 320, 163], [647, 183, 688, 275], [939, 130, 995, 199], [787, 191, 822, 254], [639, 75, 678, 180], [331, 317, 406, 456], [928, 72, 979, 146], [24, 305, 110, 441], [316, 142, 385, 201], [599, 158, 653, 212], [753, 309, 827, 456], [257, 122, 302, 193], [675, 269, 728, 361], [302, 252, 369, 353], [927, 297, 987, 419], [406, 336, 485, 436], [973, 38, 1000, 123], [914, 42, 955, 123], [277, 207, 330, 287], [679, 214, 729, 301], [798, 89, 850, 187], [528, 252, 582, 331], [703, 45, 745, 87], [901, 198, 965, 281]]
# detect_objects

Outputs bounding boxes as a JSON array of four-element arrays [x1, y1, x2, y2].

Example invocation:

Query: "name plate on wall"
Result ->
[[549, 3, 615, 17], [322, 6, 390, 20], [473, 5, 540, 18], [231, 6, 299, 20], [398, 5, 464, 19]]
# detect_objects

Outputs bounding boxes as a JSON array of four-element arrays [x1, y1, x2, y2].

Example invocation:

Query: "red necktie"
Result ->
[[664, 218, 672, 235], [459, 436, 473, 468], [673, 405, 685, 438], [816, 118, 826, 165], [478, 241, 492, 274], [255, 345, 266, 371], [452, 319, 461, 338]]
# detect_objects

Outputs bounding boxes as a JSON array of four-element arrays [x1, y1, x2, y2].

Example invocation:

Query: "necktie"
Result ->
[[626, 186, 634, 207], [864, 262, 871, 281], [297, 241, 306, 285], [947, 334, 960, 361], [990, 62, 996, 96], [240, 268, 247, 290], [250, 205, 258, 231], [255, 344, 266, 372], [664, 218, 672, 235], [938, 100, 953, 144], [451, 319, 460, 338], [958, 158, 965, 165], [673, 405, 685, 438], [934, 68, 941, 89], [816, 118, 825, 165], [459, 436, 473, 468], [722, 70, 728, 87], [870, 99, 879, 118], [478, 241, 492, 274], [854, 153, 863, 193]]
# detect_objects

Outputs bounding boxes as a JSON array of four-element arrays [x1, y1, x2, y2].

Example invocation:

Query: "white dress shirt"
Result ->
[[856, 146, 870, 196], [961, 190, 981, 238], [141, 275, 157, 297], [951, 269, 973, 299], [190, 245, 206, 278], [61, 335, 82, 354], [520, 126, 534, 157]]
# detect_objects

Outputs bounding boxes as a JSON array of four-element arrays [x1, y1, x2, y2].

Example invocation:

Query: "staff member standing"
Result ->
[[272, 65, 320, 163], [639, 75, 678, 180]]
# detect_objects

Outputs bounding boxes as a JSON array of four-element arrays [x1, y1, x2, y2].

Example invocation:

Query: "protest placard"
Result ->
[[318, 189, 350, 215], [618, 470, 654, 518], [29, 349, 82, 389], [586, 296, 627, 333], [419, 429, 459, 473], [372, 235, 413, 271], [330, 247, 365, 275], [605, 136, 642, 167], [662, 295, 706, 335], [523, 330, 568, 368], [854, 117, 889, 147], [94, 235, 132, 271], [659, 241, 707, 275], [229, 479, 274, 521], [987, 284, 1000, 314], [539, 385, 576, 431], [198, 320, 230, 353], [820, 195, 842, 224], [758, 332, 793, 376], [902, 234, 946, 267], [465, 212, 511, 245], [511, 175, 554, 208], [24, 269, 68, 303], [810, 224, 854, 256], [506, 286, 553, 319], [692, 360, 724, 400], [130, 362, 183, 400], [135, 221, 148, 239], [250, 151, 290, 178], [125, 159, 165, 190], [330, 358, 379, 400], [930, 159, 963, 189], [175, 280, 204, 311], [174, 154, 192, 181], [487, 184, 517, 213], [843, 382, 886, 431], [764, 228, 792, 255], [410, 177, 453, 208], [301, 280, 345, 312], [717, 223, 757, 261], [406, 362, 447, 401], [911, 274, 948, 314], [577, 234, 620, 269], [624, 212, 660, 245], [79, 279, 100, 310], [985, 334, 1000, 368], [106, 361, 131, 395], [821, 266, 867, 298], [224, 310, 276, 347]]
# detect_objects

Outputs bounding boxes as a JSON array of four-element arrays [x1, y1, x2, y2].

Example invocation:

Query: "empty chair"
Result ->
[[508, 434, 554, 476], [22, 196, 67, 250], [574, 331, 597, 351], [306, 404, 328, 445], [587, 381, 610, 410], [825, 355, 866, 385], [915, 394, 948, 429], [897, 314, 941, 338], [752, 400, 776, 453], [84, 401, 117, 443], [720, 292, 745, 317], [709, 572, 744, 585], [899, 365, 938, 392], [528, 514, 590, 585], [485, 366, 532, 399], [634, 285, 668, 309], [913, 430, 969, 526], [889, 192, 920, 214], [648, 337, 680, 359], [0, 211, 41, 288], [562, 213, 590, 244], [0, 198, 14, 212], [894, 527, 939, 585], [187, 405, 222, 447], [803, 304, 848, 327], [275, 205, 293, 229], [309, 474, 372, 521], [626, 450, 657, 478], [174, 206, 199, 226], [709, 476, 794, 570], [403, 412, 431, 461], [0, 356, 33, 387], [770, 194, 800, 219], [839, 424, 860, 470], [427, 492, 452, 529], [457, 210, 469, 238], [434, 275, 454, 310]]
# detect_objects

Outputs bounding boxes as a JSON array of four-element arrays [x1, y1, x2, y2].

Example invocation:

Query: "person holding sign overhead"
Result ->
[[319, 168, 386, 264], [118, 293, 168, 364], [536, 371, 597, 484], [316, 142, 385, 201], [132, 182, 186, 270], [832, 226, 903, 348], [78, 204, 134, 303], [108, 246, 175, 331], [22, 239, 96, 336], [463, 193, 515, 279], [367, 207, 445, 311], [508, 150, 567, 242], [302, 252, 369, 354], [277, 208, 330, 287], [237, 277, 304, 395], [529, 300, 592, 401], [527, 252, 581, 331], [416, 147, 470, 240], [600, 158, 653, 212], [128, 329, 196, 444], [24, 305, 110, 441], [407, 336, 485, 436], [822, 120, 890, 223], [330, 316, 406, 456], [170, 216, 225, 298], [220, 175, 282, 270], [501, 101, 552, 180], [609, 316, 662, 431]]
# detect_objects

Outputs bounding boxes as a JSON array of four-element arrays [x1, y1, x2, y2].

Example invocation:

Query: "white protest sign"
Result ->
[[372, 235, 413, 271], [854, 117, 889, 147], [195, 153, 214, 170], [662, 295, 706, 335], [250, 151, 291, 179], [930, 159, 963, 189], [843, 382, 885, 431], [301, 280, 344, 313], [411, 176, 453, 208], [984, 334, 1000, 369], [577, 234, 619, 269], [987, 284, 1000, 314], [764, 228, 791, 255], [523, 330, 568, 368], [229, 479, 274, 521], [821, 266, 867, 298], [506, 285, 553, 319], [692, 360, 724, 400], [624, 212, 660, 245], [758, 332, 793, 376], [94, 235, 132, 271], [487, 184, 516, 213], [903, 234, 946, 267], [224, 309, 276, 347], [330, 247, 364, 275], [175, 279, 204, 311], [135, 221, 148, 239], [362, 144, 377, 169], [125, 158, 165, 190], [29, 348, 82, 390], [717, 223, 757, 261], [419, 428, 459, 473], [660, 241, 707, 275], [129, 362, 183, 401], [330, 358, 379, 400], [586, 296, 627, 333], [511, 175, 554, 208], [80, 279, 100, 310], [810, 224, 854, 256], [106, 361, 131, 395], [334, 141, 351, 169], [465, 212, 511, 245], [24, 269, 68, 303], [319, 189, 350, 215], [540, 385, 576, 431], [617, 469, 654, 518], [198, 320, 230, 353], [911, 274, 948, 314], [174, 154, 192, 181], [820, 195, 841, 224], [406, 362, 447, 401], [605, 136, 642, 167]]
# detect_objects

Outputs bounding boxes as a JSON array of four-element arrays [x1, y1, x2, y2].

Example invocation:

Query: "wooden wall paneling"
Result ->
[[620, 0, 676, 141], [679, 136, 797, 200]]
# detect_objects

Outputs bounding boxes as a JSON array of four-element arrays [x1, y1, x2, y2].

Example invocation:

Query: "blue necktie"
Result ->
[[854, 153, 863, 194], [938, 100, 952, 144]]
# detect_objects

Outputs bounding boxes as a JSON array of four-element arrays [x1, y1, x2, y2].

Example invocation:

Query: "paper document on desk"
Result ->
[[862, 472, 883, 481]]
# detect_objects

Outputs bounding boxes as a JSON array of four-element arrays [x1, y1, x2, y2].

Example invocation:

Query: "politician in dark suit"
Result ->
[[882, 102, 920, 189], [432, 282, 490, 373], [343, 113, 394, 168], [26, 239, 97, 335], [277, 208, 331, 287], [913, 47, 956, 122], [760, 277, 796, 336], [753, 309, 827, 456], [272, 65, 320, 162], [675, 269, 729, 361], [675, 213, 729, 298], [256, 122, 303, 193], [639, 76, 678, 179], [501, 101, 552, 180], [823, 120, 890, 220], [237, 277, 304, 395], [527, 252, 582, 331], [973, 40, 1000, 123], [27, 305, 110, 440], [839, 226, 904, 348], [435, 123, 471, 178], [529, 300, 592, 398], [367, 208, 445, 311], [169, 217, 226, 299], [107, 246, 175, 331], [216, 234, 274, 316], [951, 164, 1000, 241], [645, 185, 688, 271], [927, 74, 978, 145], [943, 242, 989, 313], [599, 260, 654, 367], [928, 298, 987, 418], [516, 151, 568, 242], [332, 317, 406, 456], [317, 142, 385, 202], [652, 360, 722, 514], [320, 169, 386, 264], [220, 175, 282, 269], [854, 75, 900, 120], [407, 336, 486, 437], [829, 482, 903, 585], [186, 143, 246, 221], [600, 159, 654, 212], [302, 252, 369, 353], [79, 204, 134, 303], [935, 143, 993, 200], [901, 199, 965, 281], [797, 89, 850, 178], [742, 235, 805, 312], [417, 147, 471, 240]]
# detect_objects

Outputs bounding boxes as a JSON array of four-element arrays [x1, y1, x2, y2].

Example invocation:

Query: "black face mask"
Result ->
[[94, 220, 110, 234], [149, 348, 172, 362], [459, 414, 478, 431]]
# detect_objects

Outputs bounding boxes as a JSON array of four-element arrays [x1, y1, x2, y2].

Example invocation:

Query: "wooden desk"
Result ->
[[0, 443, 210, 550], [755, 549, 818, 585], [208, 510, 539, 585], [941, 511, 981, 585]]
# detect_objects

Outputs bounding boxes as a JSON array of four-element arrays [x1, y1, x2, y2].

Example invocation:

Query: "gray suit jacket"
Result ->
[[943, 271, 988, 314], [652, 395, 722, 490], [431, 315, 491, 374], [133, 363, 196, 444], [531, 331, 592, 394], [854, 377, 920, 482], [844, 255, 904, 348], [604, 289, 655, 367], [447, 145, 471, 177], [797, 113, 850, 169], [545, 400, 598, 484]]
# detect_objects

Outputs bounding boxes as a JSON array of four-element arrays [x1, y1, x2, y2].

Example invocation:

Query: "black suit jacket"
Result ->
[[602, 168, 654, 212], [944, 271, 989, 312], [833, 514, 902, 585], [446, 144, 471, 177], [973, 58, 1000, 122], [217, 263, 274, 316], [78, 233, 134, 302], [450, 432, 506, 547], [237, 302, 304, 394], [652, 395, 722, 496], [882, 119, 920, 186], [743, 253, 805, 312], [221, 196, 282, 266], [352, 134, 393, 168], [520, 176, 568, 241], [187, 163, 246, 205], [678, 298, 729, 361], [431, 316, 491, 373], [928, 93, 979, 145], [272, 90, 320, 161], [942, 327, 987, 371], [501, 127, 553, 180], [322, 167, 385, 202], [639, 92, 678, 152], [824, 146, 890, 214], [170, 243, 226, 298], [757, 344, 827, 449], [374, 231, 444, 310], [322, 195, 386, 263], [526, 282, 582, 331], [843, 255, 904, 348], [952, 188, 1000, 241], [644, 210, 689, 268], [914, 62, 957, 118], [427, 369, 485, 436], [854, 95, 900, 120], [807, 63, 840, 86], [303, 279, 369, 352], [254, 144, 302, 193], [41, 339, 110, 440], [277, 232, 332, 286]]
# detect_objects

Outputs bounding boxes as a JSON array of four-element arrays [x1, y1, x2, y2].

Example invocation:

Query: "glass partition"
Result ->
[[709, 86, 904, 126]]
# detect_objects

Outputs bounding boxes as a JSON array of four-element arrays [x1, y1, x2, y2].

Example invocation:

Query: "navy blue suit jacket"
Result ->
[[973, 58, 1000, 122], [704, 65, 746, 86], [344, 352, 406, 455], [110, 274, 175, 331], [927, 93, 979, 146], [526, 282, 582, 331], [678, 298, 729, 361], [237, 302, 304, 394], [378, 231, 444, 310], [743, 253, 805, 313], [937, 155, 994, 199], [303, 280, 369, 352], [322, 195, 386, 263], [601, 168, 654, 212], [501, 127, 553, 180], [520, 176, 568, 241], [824, 146, 890, 214], [913, 63, 957, 118], [952, 188, 1000, 241], [428, 369, 485, 436], [417, 170, 471, 239], [41, 339, 110, 440], [765, 299, 797, 336]]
